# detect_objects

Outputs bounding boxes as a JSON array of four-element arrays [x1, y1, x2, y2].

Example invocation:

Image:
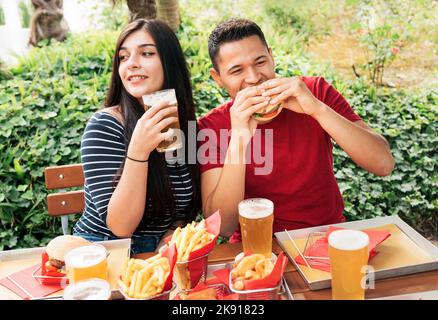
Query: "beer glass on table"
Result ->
[[63, 278, 111, 300], [142, 89, 183, 153], [238, 198, 274, 258], [64, 244, 109, 284], [328, 229, 370, 300]]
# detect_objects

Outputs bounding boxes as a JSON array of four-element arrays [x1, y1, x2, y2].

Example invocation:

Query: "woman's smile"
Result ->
[[127, 74, 149, 85]]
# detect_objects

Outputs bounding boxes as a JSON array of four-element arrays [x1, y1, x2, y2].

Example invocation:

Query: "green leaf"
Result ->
[[21, 189, 34, 200], [13, 159, 25, 179], [17, 185, 28, 192]]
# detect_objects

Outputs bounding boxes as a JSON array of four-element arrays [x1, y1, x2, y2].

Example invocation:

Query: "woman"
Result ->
[[73, 19, 201, 255]]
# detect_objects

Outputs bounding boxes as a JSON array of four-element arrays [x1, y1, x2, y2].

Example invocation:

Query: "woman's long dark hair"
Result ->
[[105, 19, 201, 223]]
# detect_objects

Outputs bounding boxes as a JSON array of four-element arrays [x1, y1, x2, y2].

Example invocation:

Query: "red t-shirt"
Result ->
[[197, 76, 362, 242]]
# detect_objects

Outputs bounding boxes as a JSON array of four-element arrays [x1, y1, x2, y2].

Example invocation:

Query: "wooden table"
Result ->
[[1, 240, 437, 300], [136, 240, 438, 300]]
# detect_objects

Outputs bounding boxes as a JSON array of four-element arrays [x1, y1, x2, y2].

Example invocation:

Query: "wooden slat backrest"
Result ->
[[44, 164, 85, 217], [44, 164, 84, 189], [47, 191, 85, 217]]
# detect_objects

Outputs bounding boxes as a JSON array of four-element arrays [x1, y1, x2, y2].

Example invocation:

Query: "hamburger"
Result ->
[[45, 235, 91, 273], [251, 95, 283, 124]]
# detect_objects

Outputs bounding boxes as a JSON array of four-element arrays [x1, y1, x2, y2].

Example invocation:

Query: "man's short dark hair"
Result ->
[[208, 18, 268, 72]]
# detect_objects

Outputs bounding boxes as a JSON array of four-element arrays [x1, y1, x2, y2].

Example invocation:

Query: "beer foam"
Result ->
[[63, 279, 110, 300], [142, 89, 177, 107], [239, 198, 273, 219], [65, 245, 106, 268], [328, 229, 369, 251]]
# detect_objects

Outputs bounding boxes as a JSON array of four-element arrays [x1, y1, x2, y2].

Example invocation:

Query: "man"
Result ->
[[198, 19, 394, 242]]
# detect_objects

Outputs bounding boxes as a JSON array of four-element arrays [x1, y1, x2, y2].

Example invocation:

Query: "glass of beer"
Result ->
[[63, 278, 111, 300], [65, 244, 109, 284], [328, 229, 370, 300], [238, 198, 274, 258], [142, 88, 183, 153]]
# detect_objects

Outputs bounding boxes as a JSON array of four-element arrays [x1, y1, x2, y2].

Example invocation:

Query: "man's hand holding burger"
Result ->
[[230, 86, 270, 146], [259, 77, 326, 119]]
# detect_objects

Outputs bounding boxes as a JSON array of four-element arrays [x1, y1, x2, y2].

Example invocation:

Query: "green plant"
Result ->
[[18, 0, 32, 28], [334, 82, 438, 237], [262, 0, 316, 44], [0, 4, 5, 26], [0, 31, 116, 250], [350, 0, 415, 86], [90, 0, 129, 31]]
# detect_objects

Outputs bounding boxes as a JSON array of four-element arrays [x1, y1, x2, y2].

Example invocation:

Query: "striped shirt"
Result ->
[[73, 111, 194, 239]]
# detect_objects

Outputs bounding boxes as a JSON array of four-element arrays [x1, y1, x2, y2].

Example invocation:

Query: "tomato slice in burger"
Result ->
[[261, 109, 280, 119]]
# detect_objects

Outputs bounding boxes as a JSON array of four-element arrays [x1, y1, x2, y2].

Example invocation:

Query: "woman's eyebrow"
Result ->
[[119, 43, 156, 51]]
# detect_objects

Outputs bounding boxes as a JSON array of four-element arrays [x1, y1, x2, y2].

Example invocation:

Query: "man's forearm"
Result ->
[[313, 101, 394, 176], [205, 137, 247, 237]]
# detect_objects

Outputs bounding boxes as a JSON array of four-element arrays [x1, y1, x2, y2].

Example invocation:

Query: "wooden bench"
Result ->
[[44, 164, 84, 235]]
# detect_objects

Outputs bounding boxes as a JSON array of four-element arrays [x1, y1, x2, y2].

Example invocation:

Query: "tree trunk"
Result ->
[[126, 0, 157, 21], [29, 0, 69, 47], [156, 0, 180, 32], [118, 0, 180, 32]]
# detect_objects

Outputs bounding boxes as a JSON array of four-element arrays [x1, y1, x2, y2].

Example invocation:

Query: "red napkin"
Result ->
[[212, 268, 230, 286], [166, 210, 221, 288], [242, 252, 288, 290], [294, 226, 391, 273], [160, 243, 177, 291], [0, 264, 64, 299], [186, 211, 220, 287]]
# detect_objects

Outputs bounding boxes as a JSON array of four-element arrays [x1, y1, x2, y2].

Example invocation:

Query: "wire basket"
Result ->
[[302, 231, 330, 267], [174, 253, 209, 291], [32, 265, 69, 286], [228, 252, 283, 300], [228, 269, 282, 300], [229, 275, 282, 300], [119, 282, 176, 300]]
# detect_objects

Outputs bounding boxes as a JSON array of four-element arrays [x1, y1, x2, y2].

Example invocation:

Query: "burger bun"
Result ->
[[46, 235, 91, 261], [251, 102, 283, 124]]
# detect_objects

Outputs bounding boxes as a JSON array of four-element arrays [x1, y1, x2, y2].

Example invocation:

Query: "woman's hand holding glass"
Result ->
[[127, 101, 178, 160]]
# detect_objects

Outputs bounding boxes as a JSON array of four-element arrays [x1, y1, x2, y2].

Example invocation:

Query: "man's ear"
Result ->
[[210, 67, 223, 87]]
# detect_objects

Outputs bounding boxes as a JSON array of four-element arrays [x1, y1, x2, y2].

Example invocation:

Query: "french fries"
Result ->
[[230, 254, 274, 291], [170, 220, 215, 262], [118, 253, 170, 299], [168, 219, 215, 290]]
